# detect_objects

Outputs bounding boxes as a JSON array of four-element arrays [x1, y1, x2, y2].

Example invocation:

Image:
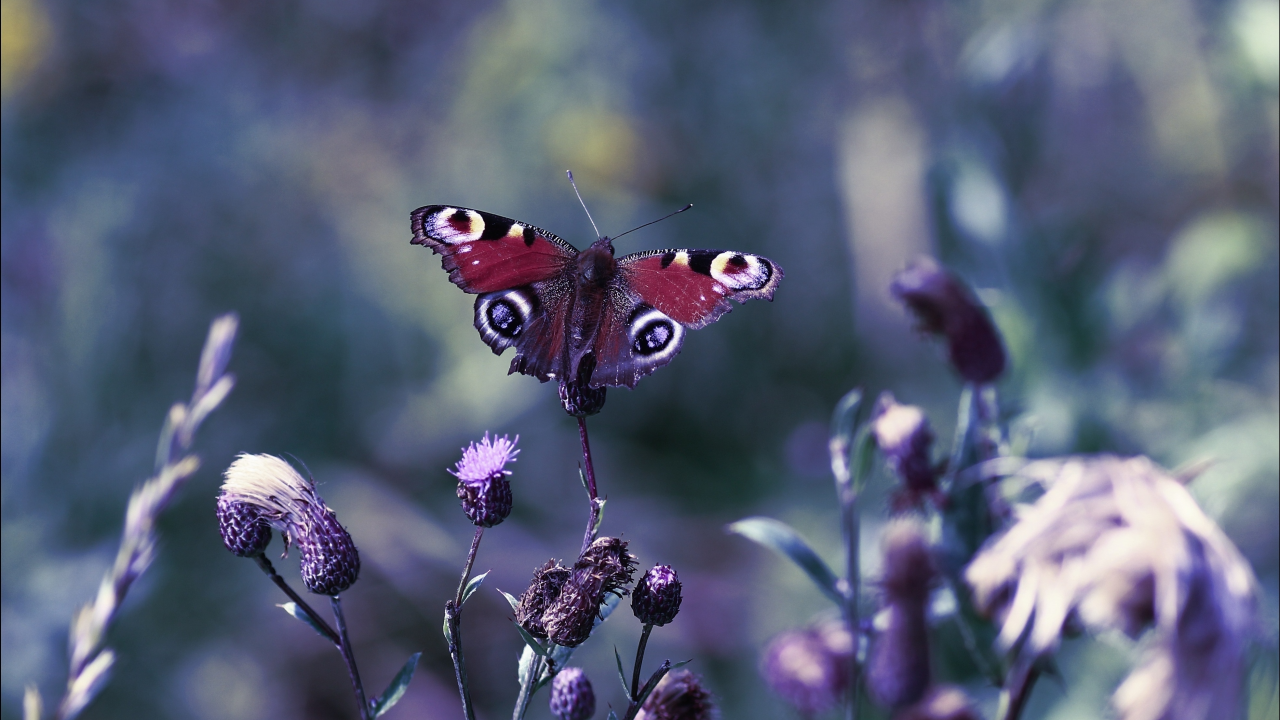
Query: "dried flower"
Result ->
[[760, 621, 853, 715], [873, 393, 940, 507], [635, 669, 717, 720], [543, 537, 637, 647], [221, 454, 361, 595], [216, 495, 272, 557], [633, 565, 683, 627], [891, 257, 1006, 384], [965, 455, 1257, 720], [893, 686, 981, 720], [868, 519, 936, 709], [451, 433, 519, 527], [549, 667, 596, 720], [517, 560, 572, 639], [559, 352, 607, 416], [578, 536, 639, 598]]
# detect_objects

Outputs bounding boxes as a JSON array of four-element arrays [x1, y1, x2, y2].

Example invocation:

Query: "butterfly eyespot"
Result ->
[[627, 306, 684, 359], [475, 288, 537, 350]]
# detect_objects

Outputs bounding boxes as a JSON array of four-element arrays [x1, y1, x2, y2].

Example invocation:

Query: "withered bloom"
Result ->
[[216, 494, 272, 557], [872, 393, 940, 507], [891, 257, 1006, 384], [549, 667, 596, 720], [543, 537, 638, 647], [632, 565, 683, 627], [966, 456, 1257, 720], [760, 621, 853, 715], [450, 433, 519, 527], [867, 519, 937, 709], [516, 560, 572, 639], [221, 454, 360, 595], [635, 669, 718, 720]]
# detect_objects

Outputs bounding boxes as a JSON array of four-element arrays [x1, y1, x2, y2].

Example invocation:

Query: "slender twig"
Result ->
[[630, 624, 654, 700], [577, 417, 602, 555], [331, 596, 370, 720], [253, 555, 339, 645], [447, 527, 484, 720], [1001, 661, 1040, 720], [838, 476, 860, 720], [512, 653, 546, 720]]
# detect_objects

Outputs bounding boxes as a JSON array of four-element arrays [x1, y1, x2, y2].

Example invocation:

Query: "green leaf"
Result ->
[[607, 713, 619, 720], [370, 652, 420, 717], [848, 425, 878, 493], [513, 622, 549, 657], [614, 646, 631, 698], [727, 517, 844, 606], [442, 610, 451, 643], [461, 571, 489, 606], [829, 388, 864, 450], [279, 603, 331, 640], [498, 588, 522, 614]]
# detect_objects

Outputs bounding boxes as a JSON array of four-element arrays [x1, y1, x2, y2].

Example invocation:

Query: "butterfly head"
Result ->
[[577, 237, 617, 288]]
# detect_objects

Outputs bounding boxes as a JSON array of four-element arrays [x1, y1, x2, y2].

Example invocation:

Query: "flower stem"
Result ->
[[1001, 661, 1040, 720], [448, 527, 484, 720], [623, 659, 672, 720], [512, 652, 546, 720], [630, 623, 654, 700], [838, 468, 861, 720], [253, 554, 340, 646], [330, 596, 370, 720], [577, 416, 602, 555]]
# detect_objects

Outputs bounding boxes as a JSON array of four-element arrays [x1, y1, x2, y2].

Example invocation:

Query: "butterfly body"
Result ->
[[411, 204, 782, 389]]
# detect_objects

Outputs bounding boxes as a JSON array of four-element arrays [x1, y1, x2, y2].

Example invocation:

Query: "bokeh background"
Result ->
[[2, 0, 1277, 718]]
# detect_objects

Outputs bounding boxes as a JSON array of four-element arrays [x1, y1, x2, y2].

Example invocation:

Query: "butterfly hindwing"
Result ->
[[411, 205, 577, 294], [616, 249, 782, 329], [589, 296, 687, 389]]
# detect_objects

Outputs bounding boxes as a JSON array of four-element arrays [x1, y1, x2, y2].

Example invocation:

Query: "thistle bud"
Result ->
[[891, 257, 1006, 384], [872, 393, 939, 507], [634, 669, 717, 720], [216, 494, 272, 557], [761, 622, 853, 715], [549, 667, 596, 720], [516, 560, 572, 639], [560, 353, 607, 417], [632, 565, 683, 626], [449, 433, 519, 527], [221, 454, 362, 596], [867, 519, 936, 709]]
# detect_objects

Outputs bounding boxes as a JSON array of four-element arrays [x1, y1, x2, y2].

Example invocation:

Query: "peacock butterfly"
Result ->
[[410, 203, 783, 389]]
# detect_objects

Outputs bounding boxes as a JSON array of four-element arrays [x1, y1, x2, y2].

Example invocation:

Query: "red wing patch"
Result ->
[[411, 205, 577, 294], [617, 249, 783, 329]]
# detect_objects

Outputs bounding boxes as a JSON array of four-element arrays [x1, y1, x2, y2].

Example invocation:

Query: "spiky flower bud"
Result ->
[[867, 519, 936, 709], [891, 257, 1006, 384], [760, 621, 853, 715], [221, 453, 361, 595], [634, 669, 717, 720], [517, 560, 572, 639], [632, 565, 683, 626], [549, 666, 596, 720], [872, 393, 939, 507], [216, 494, 272, 557], [543, 537, 638, 647], [449, 433, 519, 527], [559, 353, 606, 416]]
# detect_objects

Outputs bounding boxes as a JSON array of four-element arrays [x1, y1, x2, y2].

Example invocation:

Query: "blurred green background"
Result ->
[[2, 0, 1276, 718]]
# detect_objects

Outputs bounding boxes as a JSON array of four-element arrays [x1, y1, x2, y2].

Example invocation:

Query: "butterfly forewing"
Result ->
[[616, 249, 783, 329], [411, 205, 577, 294]]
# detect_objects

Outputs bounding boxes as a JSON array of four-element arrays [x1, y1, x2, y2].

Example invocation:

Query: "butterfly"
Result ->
[[410, 204, 783, 389]]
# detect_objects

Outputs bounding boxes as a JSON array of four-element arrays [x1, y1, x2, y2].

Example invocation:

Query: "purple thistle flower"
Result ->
[[450, 433, 519, 527], [549, 667, 596, 720]]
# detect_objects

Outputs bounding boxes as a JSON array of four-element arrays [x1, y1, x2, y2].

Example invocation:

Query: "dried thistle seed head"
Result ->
[[221, 454, 361, 595], [216, 494, 271, 557], [632, 564, 683, 626], [450, 433, 519, 527], [634, 669, 717, 720], [965, 455, 1258, 720], [873, 393, 939, 504], [893, 686, 982, 720], [543, 571, 604, 648], [559, 353, 607, 416], [890, 257, 1006, 384], [549, 667, 596, 720], [577, 536, 638, 598], [516, 560, 571, 639], [868, 518, 935, 709], [760, 624, 851, 715]]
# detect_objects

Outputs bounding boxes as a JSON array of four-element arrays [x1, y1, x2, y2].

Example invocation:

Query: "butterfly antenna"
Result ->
[[611, 203, 694, 243], [566, 170, 602, 238]]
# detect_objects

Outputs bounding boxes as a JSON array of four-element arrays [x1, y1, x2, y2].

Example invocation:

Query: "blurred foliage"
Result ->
[[1, 0, 1276, 718]]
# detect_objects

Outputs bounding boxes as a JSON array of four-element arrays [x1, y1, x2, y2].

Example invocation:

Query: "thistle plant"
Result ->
[[24, 313, 239, 720], [733, 256, 1264, 720]]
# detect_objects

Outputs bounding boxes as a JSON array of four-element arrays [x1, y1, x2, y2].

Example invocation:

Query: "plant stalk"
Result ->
[[331, 596, 370, 720], [448, 526, 485, 720], [577, 416, 602, 555], [253, 554, 340, 646], [630, 623, 654, 700]]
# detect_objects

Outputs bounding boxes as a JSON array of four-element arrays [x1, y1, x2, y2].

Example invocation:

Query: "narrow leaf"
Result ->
[[498, 588, 521, 614], [279, 603, 332, 640], [614, 646, 631, 698], [461, 570, 489, 606], [513, 622, 549, 657], [727, 517, 844, 606], [371, 652, 421, 717], [829, 388, 864, 451], [442, 610, 451, 643], [607, 713, 619, 720]]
